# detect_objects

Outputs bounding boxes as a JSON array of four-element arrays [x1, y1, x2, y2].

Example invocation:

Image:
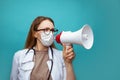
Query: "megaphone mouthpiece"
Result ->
[[56, 32, 62, 43]]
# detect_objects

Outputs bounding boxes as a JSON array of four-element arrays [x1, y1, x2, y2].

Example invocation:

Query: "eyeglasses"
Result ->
[[36, 28, 58, 35]]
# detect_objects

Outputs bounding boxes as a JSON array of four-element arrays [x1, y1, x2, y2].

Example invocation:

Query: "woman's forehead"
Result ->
[[38, 20, 54, 29]]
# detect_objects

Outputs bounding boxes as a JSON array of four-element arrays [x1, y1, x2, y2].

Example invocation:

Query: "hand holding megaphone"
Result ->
[[55, 24, 94, 49]]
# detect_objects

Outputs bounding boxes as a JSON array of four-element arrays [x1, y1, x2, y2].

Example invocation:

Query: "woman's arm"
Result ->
[[62, 44, 76, 80]]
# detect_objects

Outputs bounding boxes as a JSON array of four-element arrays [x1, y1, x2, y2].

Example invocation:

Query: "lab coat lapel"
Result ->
[[20, 49, 35, 71], [22, 49, 34, 63], [47, 47, 53, 70]]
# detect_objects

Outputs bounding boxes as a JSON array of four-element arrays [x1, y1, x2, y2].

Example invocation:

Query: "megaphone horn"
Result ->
[[55, 24, 94, 49]]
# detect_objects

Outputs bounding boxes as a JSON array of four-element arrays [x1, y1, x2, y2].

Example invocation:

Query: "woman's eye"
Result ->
[[45, 28, 49, 31]]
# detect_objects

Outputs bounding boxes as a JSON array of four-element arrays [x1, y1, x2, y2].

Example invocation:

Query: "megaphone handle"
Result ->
[[64, 43, 72, 52]]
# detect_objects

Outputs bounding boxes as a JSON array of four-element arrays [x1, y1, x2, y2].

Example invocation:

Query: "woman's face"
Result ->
[[34, 19, 54, 39]]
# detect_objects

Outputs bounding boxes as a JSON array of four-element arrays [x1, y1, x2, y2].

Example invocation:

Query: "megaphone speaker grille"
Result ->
[[81, 24, 94, 49]]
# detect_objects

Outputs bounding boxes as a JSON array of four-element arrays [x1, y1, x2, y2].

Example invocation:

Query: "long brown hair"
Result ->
[[24, 16, 56, 49]]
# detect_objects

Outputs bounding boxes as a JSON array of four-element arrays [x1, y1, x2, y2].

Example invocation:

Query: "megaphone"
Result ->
[[55, 24, 94, 49]]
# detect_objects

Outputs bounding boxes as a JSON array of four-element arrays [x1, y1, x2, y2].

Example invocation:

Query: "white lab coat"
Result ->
[[10, 47, 66, 80]]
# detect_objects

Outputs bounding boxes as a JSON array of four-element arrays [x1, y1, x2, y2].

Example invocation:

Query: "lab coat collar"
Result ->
[[22, 47, 53, 63], [48, 47, 53, 60]]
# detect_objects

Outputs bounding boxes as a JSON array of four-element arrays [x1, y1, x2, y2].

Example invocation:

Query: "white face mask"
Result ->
[[40, 31, 54, 47]]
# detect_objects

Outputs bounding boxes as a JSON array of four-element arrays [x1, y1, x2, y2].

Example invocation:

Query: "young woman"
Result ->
[[10, 16, 75, 80]]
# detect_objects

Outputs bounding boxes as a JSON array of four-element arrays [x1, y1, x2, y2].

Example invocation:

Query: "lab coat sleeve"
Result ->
[[61, 51, 66, 80], [10, 51, 19, 80], [63, 61, 66, 80]]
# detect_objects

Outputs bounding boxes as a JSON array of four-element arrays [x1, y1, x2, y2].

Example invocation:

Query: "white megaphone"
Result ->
[[55, 24, 94, 49]]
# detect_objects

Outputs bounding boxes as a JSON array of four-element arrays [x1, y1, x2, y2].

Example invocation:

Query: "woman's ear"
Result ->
[[34, 32, 38, 38]]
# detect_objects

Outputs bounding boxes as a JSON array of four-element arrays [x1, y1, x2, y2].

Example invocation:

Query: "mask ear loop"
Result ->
[[47, 46, 54, 80]]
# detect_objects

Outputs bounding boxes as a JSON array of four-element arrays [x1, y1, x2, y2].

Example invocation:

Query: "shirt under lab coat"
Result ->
[[10, 47, 66, 80]]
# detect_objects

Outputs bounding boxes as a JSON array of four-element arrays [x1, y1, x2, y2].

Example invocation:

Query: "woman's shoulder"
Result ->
[[13, 49, 30, 58]]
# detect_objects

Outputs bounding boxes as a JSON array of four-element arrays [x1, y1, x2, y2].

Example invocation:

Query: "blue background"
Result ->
[[0, 0, 120, 80]]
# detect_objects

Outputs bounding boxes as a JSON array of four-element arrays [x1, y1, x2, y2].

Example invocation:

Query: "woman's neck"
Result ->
[[35, 42, 48, 51]]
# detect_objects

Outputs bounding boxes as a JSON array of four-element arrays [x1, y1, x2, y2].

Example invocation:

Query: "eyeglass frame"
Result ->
[[35, 28, 58, 35]]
